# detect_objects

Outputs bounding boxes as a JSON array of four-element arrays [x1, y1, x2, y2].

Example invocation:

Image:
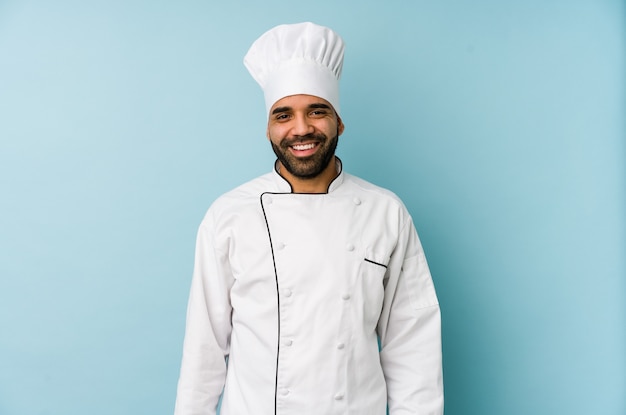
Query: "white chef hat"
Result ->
[[244, 22, 345, 118]]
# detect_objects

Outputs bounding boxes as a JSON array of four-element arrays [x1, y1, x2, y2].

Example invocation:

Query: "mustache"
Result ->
[[280, 133, 327, 148]]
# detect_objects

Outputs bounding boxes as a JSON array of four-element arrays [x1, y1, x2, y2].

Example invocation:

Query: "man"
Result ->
[[175, 22, 443, 415]]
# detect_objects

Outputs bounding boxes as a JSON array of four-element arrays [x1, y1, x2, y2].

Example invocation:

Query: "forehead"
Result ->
[[269, 94, 334, 113]]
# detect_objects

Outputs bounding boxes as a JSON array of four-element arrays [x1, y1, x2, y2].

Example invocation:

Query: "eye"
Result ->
[[310, 109, 328, 117], [275, 113, 290, 121]]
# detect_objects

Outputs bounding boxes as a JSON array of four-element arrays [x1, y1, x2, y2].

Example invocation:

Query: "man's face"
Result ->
[[267, 94, 344, 179]]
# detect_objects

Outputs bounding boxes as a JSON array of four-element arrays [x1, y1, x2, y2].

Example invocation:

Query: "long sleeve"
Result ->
[[175, 213, 234, 415], [378, 217, 444, 415]]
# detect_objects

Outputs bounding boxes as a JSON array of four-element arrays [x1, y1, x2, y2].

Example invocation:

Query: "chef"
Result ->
[[174, 22, 444, 415]]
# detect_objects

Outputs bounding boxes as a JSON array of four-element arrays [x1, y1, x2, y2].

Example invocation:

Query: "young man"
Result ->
[[175, 22, 443, 415]]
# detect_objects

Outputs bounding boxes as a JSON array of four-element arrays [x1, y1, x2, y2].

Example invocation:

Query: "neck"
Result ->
[[278, 156, 338, 193]]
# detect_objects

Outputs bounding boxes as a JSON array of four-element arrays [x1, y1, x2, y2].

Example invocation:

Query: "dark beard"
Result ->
[[271, 133, 338, 179]]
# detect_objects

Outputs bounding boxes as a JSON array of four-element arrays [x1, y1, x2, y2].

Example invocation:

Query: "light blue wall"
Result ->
[[0, 1, 623, 414]]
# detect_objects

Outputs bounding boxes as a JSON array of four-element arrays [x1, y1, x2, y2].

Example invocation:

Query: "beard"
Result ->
[[271, 132, 339, 179]]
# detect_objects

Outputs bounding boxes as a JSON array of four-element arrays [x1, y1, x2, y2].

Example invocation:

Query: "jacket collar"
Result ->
[[272, 158, 344, 194]]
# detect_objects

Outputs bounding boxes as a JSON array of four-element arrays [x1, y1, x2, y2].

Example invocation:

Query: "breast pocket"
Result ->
[[354, 253, 388, 327]]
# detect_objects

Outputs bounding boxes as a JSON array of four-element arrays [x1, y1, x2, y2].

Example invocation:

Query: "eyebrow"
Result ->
[[272, 106, 291, 115], [308, 103, 331, 110], [271, 102, 332, 115]]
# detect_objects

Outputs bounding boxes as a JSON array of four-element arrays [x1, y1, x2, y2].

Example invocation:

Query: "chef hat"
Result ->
[[244, 22, 345, 118]]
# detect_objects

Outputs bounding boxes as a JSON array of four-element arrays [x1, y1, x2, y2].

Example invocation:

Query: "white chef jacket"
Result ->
[[175, 161, 443, 415]]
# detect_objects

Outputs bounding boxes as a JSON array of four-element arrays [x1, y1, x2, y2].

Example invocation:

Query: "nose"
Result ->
[[291, 113, 314, 136]]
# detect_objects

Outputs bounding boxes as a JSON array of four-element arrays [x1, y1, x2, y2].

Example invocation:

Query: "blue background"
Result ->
[[0, 1, 624, 414]]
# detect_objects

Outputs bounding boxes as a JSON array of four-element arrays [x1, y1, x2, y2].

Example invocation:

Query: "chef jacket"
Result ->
[[175, 160, 443, 415]]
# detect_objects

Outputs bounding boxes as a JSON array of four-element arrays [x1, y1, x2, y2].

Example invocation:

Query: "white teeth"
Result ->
[[292, 143, 315, 151]]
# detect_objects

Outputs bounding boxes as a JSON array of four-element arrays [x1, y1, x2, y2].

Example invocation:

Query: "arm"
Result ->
[[378, 218, 444, 415], [174, 213, 234, 415]]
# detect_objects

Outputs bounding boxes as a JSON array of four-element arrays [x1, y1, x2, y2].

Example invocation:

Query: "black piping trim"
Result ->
[[364, 258, 388, 268], [273, 161, 294, 193], [260, 156, 344, 413], [325, 157, 342, 193], [260, 192, 280, 415], [273, 157, 343, 194]]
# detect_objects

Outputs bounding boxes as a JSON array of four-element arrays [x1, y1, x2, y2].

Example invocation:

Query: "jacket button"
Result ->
[[342, 294, 351, 300], [337, 343, 345, 350], [346, 243, 354, 252], [276, 242, 285, 250], [334, 393, 344, 400], [353, 197, 361, 205], [283, 289, 292, 297], [284, 339, 293, 346]]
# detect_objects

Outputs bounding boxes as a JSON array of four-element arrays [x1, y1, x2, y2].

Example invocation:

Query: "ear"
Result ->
[[337, 116, 345, 136], [266, 125, 270, 141]]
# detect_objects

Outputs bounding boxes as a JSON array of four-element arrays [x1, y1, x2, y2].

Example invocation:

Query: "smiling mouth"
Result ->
[[291, 143, 317, 151], [281, 134, 325, 157], [287, 140, 321, 158]]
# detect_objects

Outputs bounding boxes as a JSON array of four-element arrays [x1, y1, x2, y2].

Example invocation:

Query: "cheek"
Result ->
[[266, 130, 281, 147], [322, 121, 339, 137], [267, 125, 288, 142]]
